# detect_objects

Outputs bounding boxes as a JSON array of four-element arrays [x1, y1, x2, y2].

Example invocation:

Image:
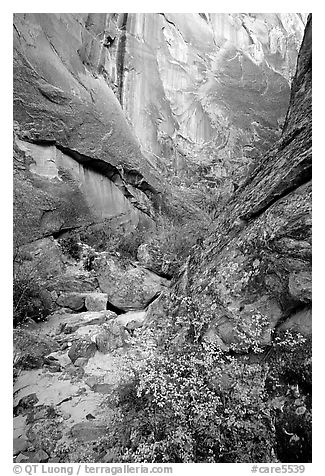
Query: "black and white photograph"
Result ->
[[11, 6, 313, 470]]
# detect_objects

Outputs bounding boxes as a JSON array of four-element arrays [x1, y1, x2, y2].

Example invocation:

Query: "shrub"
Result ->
[[59, 234, 81, 260], [265, 333, 312, 463], [78, 223, 149, 261], [116, 228, 148, 261], [106, 304, 311, 463], [13, 252, 50, 326], [141, 214, 213, 278], [110, 329, 275, 463]]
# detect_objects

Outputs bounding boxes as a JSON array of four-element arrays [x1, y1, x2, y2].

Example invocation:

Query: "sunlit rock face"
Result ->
[[108, 13, 306, 197]]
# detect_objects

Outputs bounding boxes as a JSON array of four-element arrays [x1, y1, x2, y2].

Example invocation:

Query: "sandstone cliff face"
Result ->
[[174, 15, 311, 349], [13, 13, 306, 245], [109, 13, 306, 197], [13, 13, 160, 245]]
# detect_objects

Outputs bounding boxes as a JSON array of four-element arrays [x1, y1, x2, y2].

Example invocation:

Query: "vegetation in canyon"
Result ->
[[13, 13, 311, 465]]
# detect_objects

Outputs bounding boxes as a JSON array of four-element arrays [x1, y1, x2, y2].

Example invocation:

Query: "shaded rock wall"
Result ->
[[14, 138, 145, 245], [108, 13, 306, 197], [174, 15, 312, 348], [13, 13, 164, 245]]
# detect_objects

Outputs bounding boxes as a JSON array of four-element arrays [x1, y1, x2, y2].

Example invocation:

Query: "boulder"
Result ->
[[13, 438, 29, 456], [95, 256, 169, 311], [279, 308, 312, 336], [70, 422, 108, 442], [14, 394, 39, 417], [73, 357, 89, 368], [27, 420, 63, 454], [56, 292, 85, 311], [116, 311, 146, 331], [16, 453, 30, 463], [16, 237, 66, 280], [55, 291, 108, 312], [68, 338, 97, 364], [137, 242, 167, 276], [85, 293, 108, 311], [39, 310, 116, 336], [288, 271, 312, 303], [45, 273, 98, 294], [95, 321, 128, 353], [33, 449, 49, 463]]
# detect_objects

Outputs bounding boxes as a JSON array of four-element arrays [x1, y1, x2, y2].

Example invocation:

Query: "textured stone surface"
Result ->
[[56, 293, 86, 311], [70, 422, 108, 442], [45, 273, 98, 294], [171, 16, 312, 349], [13, 14, 306, 247], [137, 242, 169, 277], [95, 321, 128, 353], [14, 330, 59, 370], [16, 237, 66, 280], [14, 138, 145, 244], [13, 438, 29, 456], [68, 338, 97, 364], [38, 310, 115, 337], [278, 308, 312, 336], [110, 13, 306, 199], [85, 293, 108, 311], [95, 255, 170, 311], [55, 292, 107, 312], [116, 311, 146, 330], [12, 13, 166, 246]]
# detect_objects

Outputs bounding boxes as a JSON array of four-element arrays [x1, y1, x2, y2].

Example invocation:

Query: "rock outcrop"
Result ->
[[13, 13, 306, 247], [173, 15, 311, 350], [13, 13, 165, 246], [94, 254, 170, 311], [108, 13, 306, 197]]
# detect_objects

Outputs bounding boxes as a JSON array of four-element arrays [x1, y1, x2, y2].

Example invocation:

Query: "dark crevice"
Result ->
[[116, 13, 128, 106], [198, 13, 209, 22], [52, 225, 88, 240], [21, 137, 157, 217], [144, 292, 162, 310], [142, 267, 172, 281], [274, 303, 311, 331], [106, 300, 126, 315], [104, 35, 115, 48], [278, 126, 306, 151]]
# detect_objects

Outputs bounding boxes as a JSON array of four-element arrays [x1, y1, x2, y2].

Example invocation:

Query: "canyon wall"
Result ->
[[109, 13, 306, 197], [174, 15, 312, 350], [13, 13, 160, 245], [13, 13, 306, 247]]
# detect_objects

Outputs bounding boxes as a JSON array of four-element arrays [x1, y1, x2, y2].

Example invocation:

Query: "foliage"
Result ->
[[104, 301, 311, 464], [78, 223, 149, 261], [109, 328, 276, 463], [142, 214, 213, 278], [13, 251, 50, 326], [59, 234, 81, 260], [116, 229, 148, 261], [266, 333, 312, 463], [59, 211, 214, 278]]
